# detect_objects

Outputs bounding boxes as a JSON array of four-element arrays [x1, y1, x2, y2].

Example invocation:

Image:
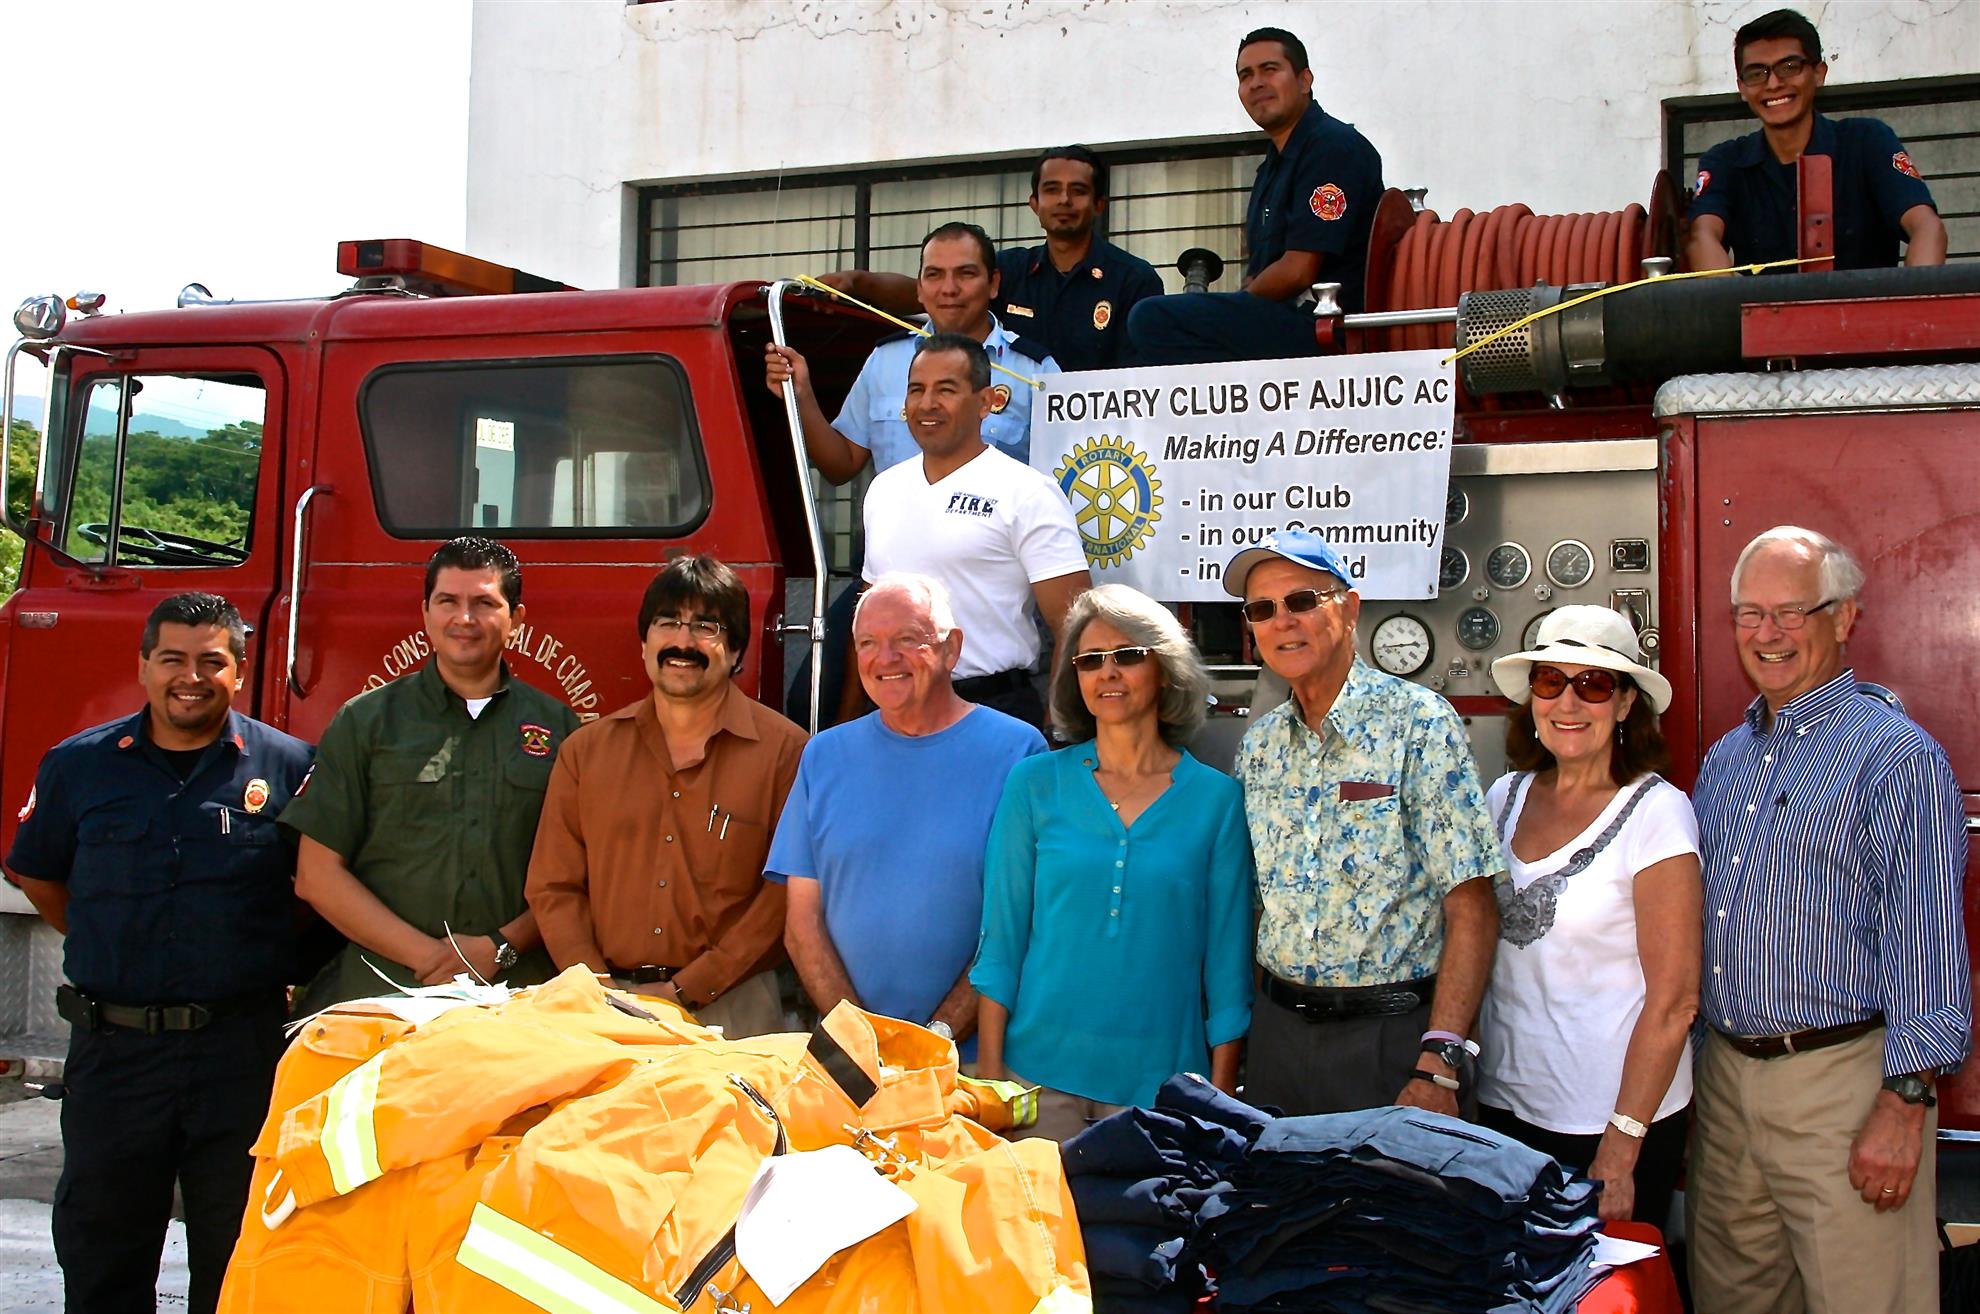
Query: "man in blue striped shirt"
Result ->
[[1688, 525, 1969, 1314]]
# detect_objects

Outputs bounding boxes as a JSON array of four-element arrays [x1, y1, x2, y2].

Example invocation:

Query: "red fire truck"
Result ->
[[1, 215, 1976, 1172]]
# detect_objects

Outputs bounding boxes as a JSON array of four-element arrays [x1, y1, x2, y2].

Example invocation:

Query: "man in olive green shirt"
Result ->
[[284, 537, 579, 1011]]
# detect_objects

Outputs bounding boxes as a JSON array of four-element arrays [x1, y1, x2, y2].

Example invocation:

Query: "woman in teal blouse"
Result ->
[[972, 584, 1254, 1141]]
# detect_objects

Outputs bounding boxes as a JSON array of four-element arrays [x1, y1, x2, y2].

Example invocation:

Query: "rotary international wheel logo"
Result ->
[[1054, 434, 1163, 568]]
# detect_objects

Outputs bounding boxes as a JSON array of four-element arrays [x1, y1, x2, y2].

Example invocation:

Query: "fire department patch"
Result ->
[[243, 778, 270, 814], [1696, 169, 1711, 195], [116, 735, 135, 750], [1311, 184, 1348, 221], [520, 723, 554, 758], [1093, 299, 1113, 331], [1893, 151, 1920, 179], [990, 384, 1012, 414], [17, 787, 34, 824]]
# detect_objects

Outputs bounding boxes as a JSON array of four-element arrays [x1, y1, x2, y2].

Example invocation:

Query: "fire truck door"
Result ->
[[0, 347, 290, 845]]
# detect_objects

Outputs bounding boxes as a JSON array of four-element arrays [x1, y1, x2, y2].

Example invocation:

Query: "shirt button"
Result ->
[[652, 927, 664, 935], [664, 835, 674, 843], [1730, 855, 1741, 865], [1712, 965, 1722, 974], [1746, 803, 1756, 812], [672, 791, 681, 799], [1110, 910, 1119, 917], [1717, 909, 1727, 918], [1113, 886, 1122, 894], [1763, 754, 1773, 763], [1115, 860, 1125, 868], [657, 880, 667, 888]]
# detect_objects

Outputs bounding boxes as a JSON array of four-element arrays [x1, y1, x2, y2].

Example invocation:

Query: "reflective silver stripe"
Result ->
[[457, 1202, 672, 1314], [320, 1052, 384, 1195]]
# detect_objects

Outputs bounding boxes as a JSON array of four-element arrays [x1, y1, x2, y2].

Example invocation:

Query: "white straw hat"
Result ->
[[1489, 605, 1672, 713]]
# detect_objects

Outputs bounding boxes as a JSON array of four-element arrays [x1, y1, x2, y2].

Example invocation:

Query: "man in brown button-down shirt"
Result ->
[[526, 555, 807, 1037]]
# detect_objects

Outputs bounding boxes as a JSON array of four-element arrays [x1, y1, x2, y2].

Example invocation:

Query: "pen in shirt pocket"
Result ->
[[706, 804, 732, 840]]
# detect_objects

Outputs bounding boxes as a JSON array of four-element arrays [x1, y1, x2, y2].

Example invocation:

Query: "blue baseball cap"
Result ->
[[1222, 529, 1354, 597]]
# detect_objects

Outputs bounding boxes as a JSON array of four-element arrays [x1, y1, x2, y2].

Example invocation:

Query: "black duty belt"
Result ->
[[952, 669, 1031, 698], [1263, 973, 1438, 1022], [56, 983, 277, 1035], [1716, 1014, 1883, 1060], [606, 963, 676, 985]]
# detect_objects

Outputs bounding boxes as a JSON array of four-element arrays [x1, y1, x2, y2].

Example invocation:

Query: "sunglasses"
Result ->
[[1528, 664, 1624, 703], [1071, 645, 1153, 673], [1241, 587, 1347, 624]]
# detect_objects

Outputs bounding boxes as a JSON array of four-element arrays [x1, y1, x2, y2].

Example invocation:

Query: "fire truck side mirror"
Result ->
[[13, 295, 65, 341]]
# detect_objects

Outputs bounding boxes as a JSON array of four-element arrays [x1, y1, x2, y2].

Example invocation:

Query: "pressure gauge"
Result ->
[[1445, 487, 1470, 526], [1456, 606, 1502, 651], [1439, 545, 1470, 592], [1523, 611, 1553, 649], [1485, 543, 1531, 589], [1371, 614, 1433, 676], [1546, 539, 1596, 589]]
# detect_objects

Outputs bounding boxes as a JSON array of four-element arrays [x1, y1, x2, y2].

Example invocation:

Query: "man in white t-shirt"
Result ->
[[860, 332, 1091, 725]]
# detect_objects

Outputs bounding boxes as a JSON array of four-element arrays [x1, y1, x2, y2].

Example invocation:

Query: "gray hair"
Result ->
[[1049, 584, 1209, 748], [854, 572, 958, 637], [1730, 526, 1865, 604]]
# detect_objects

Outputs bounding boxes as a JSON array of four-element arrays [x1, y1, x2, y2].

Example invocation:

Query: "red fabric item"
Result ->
[[1577, 1221, 1682, 1314]]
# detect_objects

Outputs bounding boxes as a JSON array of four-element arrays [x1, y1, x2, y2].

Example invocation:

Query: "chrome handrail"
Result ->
[[763, 280, 828, 734], [286, 485, 330, 697]]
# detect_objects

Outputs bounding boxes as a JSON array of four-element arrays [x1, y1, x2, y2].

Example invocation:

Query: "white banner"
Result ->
[[1030, 350, 1457, 602]]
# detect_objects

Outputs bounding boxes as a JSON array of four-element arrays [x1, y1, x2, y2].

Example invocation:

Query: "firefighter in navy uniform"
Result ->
[[1129, 26, 1383, 365], [995, 146, 1166, 373], [4, 592, 314, 1314], [1685, 8, 1947, 272]]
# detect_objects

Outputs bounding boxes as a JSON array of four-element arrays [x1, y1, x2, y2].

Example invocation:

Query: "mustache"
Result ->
[[656, 647, 710, 670]]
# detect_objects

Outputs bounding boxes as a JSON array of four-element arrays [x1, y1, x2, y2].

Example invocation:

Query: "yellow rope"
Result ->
[[792, 273, 1044, 390], [1440, 256, 1830, 366]]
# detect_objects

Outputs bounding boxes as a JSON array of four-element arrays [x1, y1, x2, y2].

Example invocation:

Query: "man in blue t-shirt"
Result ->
[[766, 572, 1046, 1058], [1129, 25, 1383, 366], [1686, 8, 1946, 271]]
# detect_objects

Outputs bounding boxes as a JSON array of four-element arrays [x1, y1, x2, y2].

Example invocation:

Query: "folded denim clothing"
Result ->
[[1090, 1272, 1203, 1314], [1081, 1223, 1189, 1289], [1069, 1171, 1223, 1229]]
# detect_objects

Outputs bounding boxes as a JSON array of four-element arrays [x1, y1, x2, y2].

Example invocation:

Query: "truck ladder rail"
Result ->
[[762, 280, 828, 735]]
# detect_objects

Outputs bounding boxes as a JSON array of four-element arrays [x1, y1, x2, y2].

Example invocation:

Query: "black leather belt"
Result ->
[[56, 983, 276, 1035], [1716, 1014, 1883, 1060], [606, 963, 676, 985], [1263, 973, 1438, 1022], [952, 669, 1030, 698]]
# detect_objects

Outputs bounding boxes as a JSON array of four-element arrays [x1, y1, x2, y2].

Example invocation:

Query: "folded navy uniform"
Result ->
[[1066, 1076, 1604, 1314]]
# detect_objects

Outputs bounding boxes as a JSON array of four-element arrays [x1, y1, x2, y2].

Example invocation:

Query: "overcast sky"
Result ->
[[0, 1, 472, 318]]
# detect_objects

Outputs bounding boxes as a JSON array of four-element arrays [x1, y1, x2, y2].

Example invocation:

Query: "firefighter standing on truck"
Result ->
[[284, 536, 577, 1011], [3, 592, 314, 1314]]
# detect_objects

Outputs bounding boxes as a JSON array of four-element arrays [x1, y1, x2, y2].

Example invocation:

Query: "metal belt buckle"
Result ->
[[145, 1003, 211, 1034]]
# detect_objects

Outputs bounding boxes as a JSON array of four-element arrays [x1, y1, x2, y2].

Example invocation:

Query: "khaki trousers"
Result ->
[[689, 968, 787, 1040], [1687, 1028, 1938, 1314], [1009, 1071, 1126, 1145]]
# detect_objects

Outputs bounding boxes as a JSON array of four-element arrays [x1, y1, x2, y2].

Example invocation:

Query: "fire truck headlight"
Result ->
[[12, 295, 65, 341]]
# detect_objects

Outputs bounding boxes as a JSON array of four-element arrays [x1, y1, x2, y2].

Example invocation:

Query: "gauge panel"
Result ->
[[1456, 606, 1501, 651], [1546, 539, 1595, 589], [1522, 611, 1552, 649], [1485, 543, 1531, 590], [1371, 614, 1433, 676], [1439, 546, 1470, 592], [1445, 487, 1469, 526]]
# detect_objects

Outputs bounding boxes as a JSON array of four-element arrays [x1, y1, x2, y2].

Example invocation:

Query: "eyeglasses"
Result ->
[[1241, 587, 1347, 624], [1071, 645, 1153, 673], [1737, 54, 1812, 86], [1528, 664, 1623, 704], [1731, 599, 1835, 631], [651, 616, 725, 641]]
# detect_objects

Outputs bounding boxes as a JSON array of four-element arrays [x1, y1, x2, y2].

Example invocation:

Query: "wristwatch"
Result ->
[[927, 1020, 954, 1042], [491, 936, 519, 973], [1881, 1073, 1937, 1107], [1420, 1037, 1470, 1071]]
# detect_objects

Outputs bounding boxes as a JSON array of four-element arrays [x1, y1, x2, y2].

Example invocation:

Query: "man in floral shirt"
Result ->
[[1228, 531, 1501, 1116]]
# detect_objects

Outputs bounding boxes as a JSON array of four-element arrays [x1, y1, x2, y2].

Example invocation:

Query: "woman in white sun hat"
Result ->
[[1475, 605, 1702, 1230]]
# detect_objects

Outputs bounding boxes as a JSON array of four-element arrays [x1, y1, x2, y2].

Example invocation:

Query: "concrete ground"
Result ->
[[0, 1087, 189, 1311]]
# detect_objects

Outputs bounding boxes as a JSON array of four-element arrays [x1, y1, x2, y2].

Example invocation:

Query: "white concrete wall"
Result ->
[[466, 0, 1977, 289]]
